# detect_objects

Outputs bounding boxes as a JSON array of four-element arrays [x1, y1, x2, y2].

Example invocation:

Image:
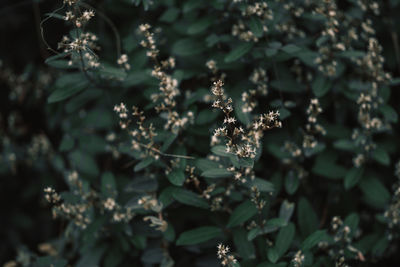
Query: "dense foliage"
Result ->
[[2, 0, 400, 266]]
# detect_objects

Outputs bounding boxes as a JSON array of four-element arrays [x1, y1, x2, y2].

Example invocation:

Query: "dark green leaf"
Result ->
[[211, 145, 232, 157], [59, 134, 74, 151], [172, 38, 205, 56], [70, 150, 99, 176], [285, 171, 299, 195], [344, 213, 359, 235], [188, 17, 214, 35], [141, 248, 164, 264], [48, 73, 89, 103], [176, 226, 221, 246], [275, 223, 295, 258], [134, 158, 154, 172], [267, 247, 279, 263], [379, 104, 398, 123], [281, 44, 302, 54], [224, 43, 253, 63], [227, 200, 257, 228], [279, 200, 295, 223], [101, 172, 116, 197], [344, 167, 364, 190], [167, 169, 186, 186], [172, 188, 209, 209], [312, 152, 347, 179], [159, 8, 180, 23], [312, 74, 332, 97], [372, 147, 390, 166], [248, 17, 263, 37], [233, 228, 256, 259], [201, 168, 232, 178], [333, 140, 356, 151], [301, 230, 331, 250], [196, 110, 219, 125], [195, 158, 220, 172], [245, 178, 275, 192], [297, 197, 318, 237], [337, 50, 365, 58], [359, 176, 390, 208]]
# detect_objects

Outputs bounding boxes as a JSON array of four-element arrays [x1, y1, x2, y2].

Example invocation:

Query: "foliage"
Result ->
[[2, 0, 400, 266]]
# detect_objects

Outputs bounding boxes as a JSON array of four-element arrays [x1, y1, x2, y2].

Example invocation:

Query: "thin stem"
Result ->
[[78, 2, 122, 58], [40, 3, 65, 54]]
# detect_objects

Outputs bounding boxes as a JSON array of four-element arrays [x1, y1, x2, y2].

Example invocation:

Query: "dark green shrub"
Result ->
[[2, 0, 400, 266]]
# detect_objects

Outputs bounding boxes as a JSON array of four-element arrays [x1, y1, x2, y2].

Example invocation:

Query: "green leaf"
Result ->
[[195, 158, 220, 172], [48, 73, 89, 103], [125, 176, 158, 193], [98, 65, 127, 80], [278, 107, 291, 120], [211, 145, 231, 157], [248, 17, 263, 37], [201, 168, 232, 178], [172, 188, 209, 209], [34, 256, 67, 267], [172, 38, 205, 56], [187, 17, 214, 35], [344, 167, 364, 190], [371, 236, 389, 256], [279, 200, 295, 223], [183, 0, 204, 13], [141, 248, 164, 264], [45, 52, 70, 65], [333, 140, 356, 151], [372, 147, 390, 166], [159, 186, 176, 208], [297, 197, 318, 237], [239, 157, 254, 168], [134, 158, 154, 172], [104, 246, 123, 267], [281, 44, 302, 54], [224, 43, 253, 63], [270, 80, 305, 93], [59, 134, 74, 151], [70, 150, 99, 177], [196, 109, 219, 125], [285, 171, 299, 195], [76, 245, 106, 267], [159, 8, 180, 23], [161, 133, 178, 152], [312, 152, 347, 179], [316, 35, 329, 47], [301, 230, 331, 251], [45, 57, 74, 69], [344, 213, 359, 235], [167, 169, 186, 186], [312, 74, 332, 97], [101, 172, 116, 197], [245, 178, 275, 192], [130, 234, 147, 250], [176, 226, 221, 246], [266, 218, 287, 228], [337, 50, 365, 59], [275, 223, 295, 258], [359, 176, 390, 208], [247, 223, 281, 241], [227, 200, 257, 228], [379, 104, 398, 123], [267, 247, 279, 263], [233, 228, 256, 259]]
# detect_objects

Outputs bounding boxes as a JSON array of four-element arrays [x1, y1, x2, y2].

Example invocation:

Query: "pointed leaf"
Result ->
[[176, 226, 222, 246], [227, 200, 257, 228]]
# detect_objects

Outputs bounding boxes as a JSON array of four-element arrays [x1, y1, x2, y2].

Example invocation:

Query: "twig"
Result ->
[[40, 3, 65, 54]]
